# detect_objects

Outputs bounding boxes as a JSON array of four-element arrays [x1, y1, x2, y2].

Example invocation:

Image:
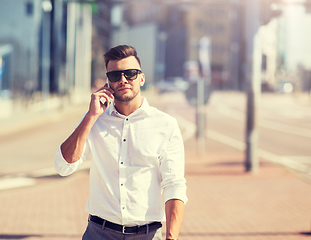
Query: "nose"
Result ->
[[119, 73, 128, 84]]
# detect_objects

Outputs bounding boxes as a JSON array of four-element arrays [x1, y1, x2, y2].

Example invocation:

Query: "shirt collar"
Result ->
[[106, 97, 152, 118]]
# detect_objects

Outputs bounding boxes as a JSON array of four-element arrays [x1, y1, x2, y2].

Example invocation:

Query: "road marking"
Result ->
[[166, 110, 196, 142], [0, 161, 91, 191], [26, 161, 91, 178], [208, 130, 311, 174], [207, 130, 245, 150], [0, 177, 36, 191], [260, 119, 311, 139], [258, 151, 311, 174], [216, 105, 311, 139], [209, 130, 311, 174], [174, 115, 196, 142], [172, 111, 311, 174]]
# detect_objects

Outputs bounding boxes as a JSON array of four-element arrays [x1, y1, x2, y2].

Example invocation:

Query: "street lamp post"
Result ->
[[197, 36, 211, 154], [244, 0, 261, 173], [41, 0, 52, 104], [157, 32, 168, 83]]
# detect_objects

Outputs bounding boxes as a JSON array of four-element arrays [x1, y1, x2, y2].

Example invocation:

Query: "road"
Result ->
[[0, 104, 88, 176], [168, 91, 311, 174], [0, 91, 310, 180], [1, 90, 311, 240], [207, 92, 311, 172], [151, 91, 311, 175]]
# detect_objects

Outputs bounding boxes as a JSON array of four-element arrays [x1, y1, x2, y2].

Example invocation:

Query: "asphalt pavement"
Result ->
[[0, 91, 311, 240]]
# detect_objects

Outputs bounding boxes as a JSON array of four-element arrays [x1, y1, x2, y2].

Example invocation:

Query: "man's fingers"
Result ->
[[95, 91, 114, 100], [98, 93, 109, 102], [95, 84, 114, 95], [93, 92, 111, 105], [93, 91, 114, 103], [99, 97, 111, 108]]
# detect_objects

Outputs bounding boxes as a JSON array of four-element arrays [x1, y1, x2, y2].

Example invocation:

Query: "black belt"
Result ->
[[89, 215, 162, 234]]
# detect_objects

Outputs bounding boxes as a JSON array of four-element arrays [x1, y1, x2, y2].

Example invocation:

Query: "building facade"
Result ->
[[0, 0, 96, 104], [123, 0, 243, 90]]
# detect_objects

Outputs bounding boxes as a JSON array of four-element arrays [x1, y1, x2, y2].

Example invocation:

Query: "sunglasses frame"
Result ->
[[106, 69, 142, 82]]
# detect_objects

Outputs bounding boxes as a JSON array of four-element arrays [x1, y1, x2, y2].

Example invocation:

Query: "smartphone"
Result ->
[[100, 81, 112, 107]]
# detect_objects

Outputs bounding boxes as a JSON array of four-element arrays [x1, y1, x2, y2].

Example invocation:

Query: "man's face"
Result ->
[[107, 56, 145, 103]]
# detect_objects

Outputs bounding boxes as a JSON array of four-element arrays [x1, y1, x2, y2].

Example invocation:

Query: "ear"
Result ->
[[140, 73, 145, 87]]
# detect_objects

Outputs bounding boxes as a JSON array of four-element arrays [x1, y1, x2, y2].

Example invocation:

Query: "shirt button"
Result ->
[[126, 118, 128, 121], [121, 184, 123, 186], [121, 162, 123, 164], [123, 139, 126, 142], [122, 207, 125, 210]]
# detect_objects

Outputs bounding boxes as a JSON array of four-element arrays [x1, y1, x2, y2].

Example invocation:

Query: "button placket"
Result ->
[[119, 117, 129, 217]]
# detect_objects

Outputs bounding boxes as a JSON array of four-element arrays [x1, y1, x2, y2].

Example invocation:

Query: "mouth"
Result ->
[[117, 87, 131, 92]]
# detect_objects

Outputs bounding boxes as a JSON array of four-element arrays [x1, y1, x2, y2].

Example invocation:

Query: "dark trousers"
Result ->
[[82, 220, 162, 240]]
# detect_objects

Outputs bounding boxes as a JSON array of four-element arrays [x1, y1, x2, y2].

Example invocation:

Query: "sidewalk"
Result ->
[[1, 137, 311, 240], [1, 92, 311, 239]]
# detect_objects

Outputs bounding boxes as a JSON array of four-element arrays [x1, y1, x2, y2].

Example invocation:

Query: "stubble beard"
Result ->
[[113, 88, 140, 102]]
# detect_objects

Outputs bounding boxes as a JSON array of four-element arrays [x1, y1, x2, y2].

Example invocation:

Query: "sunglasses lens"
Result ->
[[124, 69, 139, 80], [107, 72, 121, 82]]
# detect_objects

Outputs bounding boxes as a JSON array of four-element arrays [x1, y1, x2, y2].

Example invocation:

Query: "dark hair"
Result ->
[[104, 45, 141, 69]]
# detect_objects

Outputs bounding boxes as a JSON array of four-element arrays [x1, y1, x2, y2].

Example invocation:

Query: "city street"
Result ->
[[1, 91, 311, 177], [0, 90, 311, 187], [154, 91, 311, 173], [0, 91, 311, 240], [2, 0, 311, 239], [0, 103, 89, 176]]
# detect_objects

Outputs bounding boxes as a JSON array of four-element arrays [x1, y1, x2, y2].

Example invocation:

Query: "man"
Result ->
[[55, 45, 187, 240]]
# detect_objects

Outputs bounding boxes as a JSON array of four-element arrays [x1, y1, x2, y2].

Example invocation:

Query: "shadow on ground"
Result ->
[[0, 234, 81, 239]]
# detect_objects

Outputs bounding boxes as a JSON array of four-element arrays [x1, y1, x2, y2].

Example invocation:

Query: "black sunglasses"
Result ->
[[106, 69, 142, 82]]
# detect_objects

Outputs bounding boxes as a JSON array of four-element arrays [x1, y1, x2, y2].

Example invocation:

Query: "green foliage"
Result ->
[[77, 0, 99, 14]]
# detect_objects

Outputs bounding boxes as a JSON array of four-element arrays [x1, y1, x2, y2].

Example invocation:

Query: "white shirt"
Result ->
[[54, 98, 187, 226]]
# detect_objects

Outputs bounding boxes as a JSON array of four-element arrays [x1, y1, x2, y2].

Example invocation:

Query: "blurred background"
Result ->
[[1, 0, 311, 107], [1, 1, 311, 239], [0, 0, 311, 178]]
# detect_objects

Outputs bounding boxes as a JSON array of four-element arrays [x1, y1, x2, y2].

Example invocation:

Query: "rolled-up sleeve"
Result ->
[[160, 118, 188, 204], [54, 142, 90, 177]]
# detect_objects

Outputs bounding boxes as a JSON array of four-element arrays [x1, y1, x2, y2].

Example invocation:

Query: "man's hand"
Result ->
[[88, 83, 114, 118], [60, 83, 114, 164]]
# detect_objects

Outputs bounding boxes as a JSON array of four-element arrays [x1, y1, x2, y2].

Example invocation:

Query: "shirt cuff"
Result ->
[[54, 146, 83, 176], [163, 184, 188, 205]]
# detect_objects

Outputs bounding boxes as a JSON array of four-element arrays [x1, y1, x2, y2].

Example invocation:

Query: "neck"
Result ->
[[114, 94, 143, 116]]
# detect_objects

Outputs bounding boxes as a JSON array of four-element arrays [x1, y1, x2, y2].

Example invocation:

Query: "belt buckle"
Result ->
[[122, 225, 126, 234]]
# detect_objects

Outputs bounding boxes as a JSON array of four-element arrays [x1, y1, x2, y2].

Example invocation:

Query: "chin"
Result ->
[[115, 92, 139, 103]]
